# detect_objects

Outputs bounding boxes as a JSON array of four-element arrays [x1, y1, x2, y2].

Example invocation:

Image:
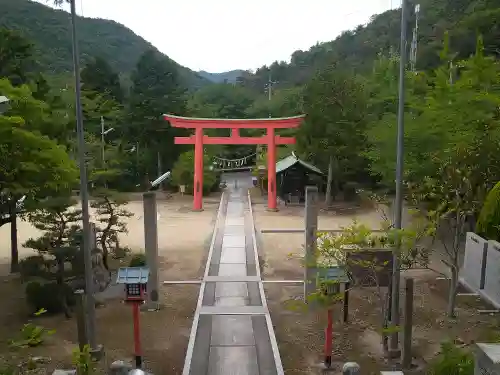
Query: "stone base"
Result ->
[[312, 361, 343, 374], [140, 302, 164, 312], [90, 344, 105, 361], [386, 348, 402, 359], [266, 207, 279, 212]]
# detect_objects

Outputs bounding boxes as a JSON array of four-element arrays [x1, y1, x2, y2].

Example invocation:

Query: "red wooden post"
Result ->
[[267, 127, 277, 211], [325, 308, 333, 368], [193, 127, 204, 211], [132, 302, 142, 368]]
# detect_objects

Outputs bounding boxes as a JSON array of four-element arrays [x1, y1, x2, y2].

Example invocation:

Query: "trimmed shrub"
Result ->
[[428, 342, 473, 375], [129, 253, 147, 267], [477, 181, 500, 240], [25, 281, 76, 314], [19, 255, 48, 280]]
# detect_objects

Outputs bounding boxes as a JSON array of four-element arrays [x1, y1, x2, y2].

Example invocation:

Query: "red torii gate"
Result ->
[[163, 114, 305, 211]]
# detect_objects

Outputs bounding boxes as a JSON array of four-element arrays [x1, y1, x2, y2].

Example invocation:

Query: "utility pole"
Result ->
[[101, 116, 105, 166], [100, 116, 114, 168], [390, 0, 408, 357], [70, 0, 98, 354], [157, 150, 163, 191]]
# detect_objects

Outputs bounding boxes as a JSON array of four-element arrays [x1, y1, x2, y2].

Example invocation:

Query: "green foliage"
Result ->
[[23, 197, 83, 314], [239, 0, 500, 92], [127, 49, 188, 178], [81, 56, 124, 103], [0, 0, 208, 89], [299, 65, 369, 197], [0, 111, 78, 211], [0, 28, 36, 86], [188, 83, 256, 120], [171, 150, 217, 195], [366, 41, 500, 186], [428, 342, 474, 375], [9, 309, 55, 348], [18, 255, 49, 281], [476, 181, 500, 241], [129, 253, 147, 267], [72, 345, 95, 375], [25, 281, 76, 314], [91, 190, 133, 269]]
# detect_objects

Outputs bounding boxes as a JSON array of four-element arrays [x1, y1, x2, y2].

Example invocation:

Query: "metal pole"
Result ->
[[390, 0, 408, 357], [101, 116, 105, 166], [70, 0, 97, 351], [268, 72, 272, 102]]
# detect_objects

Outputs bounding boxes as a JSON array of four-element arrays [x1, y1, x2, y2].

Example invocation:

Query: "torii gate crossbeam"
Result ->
[[164, 114, 305, 211]]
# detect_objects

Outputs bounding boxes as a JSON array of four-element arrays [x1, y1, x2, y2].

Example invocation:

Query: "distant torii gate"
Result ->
[[163, 114, 305, 211]]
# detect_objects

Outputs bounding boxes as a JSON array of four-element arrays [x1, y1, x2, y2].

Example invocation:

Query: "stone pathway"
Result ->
[[183, 173, 283, 375]]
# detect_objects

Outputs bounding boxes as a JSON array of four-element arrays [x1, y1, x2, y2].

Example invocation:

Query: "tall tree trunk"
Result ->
[[447, 210, 461, 318], [325, 155, 334, 206], [56, 257, 71, 318], [9, 202, 19, 273], [447, 266, 458, 318]]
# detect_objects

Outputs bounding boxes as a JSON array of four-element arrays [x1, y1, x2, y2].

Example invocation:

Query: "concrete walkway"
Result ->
[[182, 173, 283, 375]]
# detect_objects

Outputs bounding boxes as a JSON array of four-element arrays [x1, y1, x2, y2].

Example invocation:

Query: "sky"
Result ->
[[42, 0, 399, 73]]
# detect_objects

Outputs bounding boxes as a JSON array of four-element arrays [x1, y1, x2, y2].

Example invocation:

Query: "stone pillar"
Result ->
[[143, 192, 159, 309], [474, 343, 500, 375], [304, 186, 318, 301]]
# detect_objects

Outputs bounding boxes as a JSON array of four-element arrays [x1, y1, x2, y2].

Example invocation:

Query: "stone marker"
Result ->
[[343, 362, 361, 375], [143, 192, 159, 309], [460, 233, 488, 292], [109, 360, 133, 375], [52, 370, 76, 375], [474, 343, 500, 375], [483, 241, 500, 309]]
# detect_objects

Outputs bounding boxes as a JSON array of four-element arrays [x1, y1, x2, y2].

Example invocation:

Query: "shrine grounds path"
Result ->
[[183, 171, 284, 375]]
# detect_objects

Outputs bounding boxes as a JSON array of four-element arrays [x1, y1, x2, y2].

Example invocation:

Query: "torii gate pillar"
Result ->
[[164, 114, 305, 211], [267, 127, 278, 211], [193, 127, 204, 211]]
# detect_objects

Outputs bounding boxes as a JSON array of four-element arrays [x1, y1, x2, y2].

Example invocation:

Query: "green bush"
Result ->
[[477, 181, 500, 240], [171, 150, 216, 196], [19, 255, 47, 280], [25, 281, 76, 314], [129, 253, 147, 267], [343, 182, 359, 201], [428, 342, 474, 375]]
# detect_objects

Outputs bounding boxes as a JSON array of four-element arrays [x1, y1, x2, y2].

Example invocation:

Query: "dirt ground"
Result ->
[[1, 191, 498, 375], [0, 193, 220, 375], [252, 196, 500, 375]]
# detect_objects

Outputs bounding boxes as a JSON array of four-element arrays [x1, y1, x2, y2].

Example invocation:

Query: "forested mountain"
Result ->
[[239, 0, 500, 92], [0, 0, 209, 89], [198, 70, 244, 84]]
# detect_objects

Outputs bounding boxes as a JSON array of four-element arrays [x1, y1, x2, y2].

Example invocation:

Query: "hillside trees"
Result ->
[[0, 28, 36, 86], [0, 113, 78, 271], [299, 66, 369, 204], [128, 49, 188, 180], [81, 56, 124, 103]]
